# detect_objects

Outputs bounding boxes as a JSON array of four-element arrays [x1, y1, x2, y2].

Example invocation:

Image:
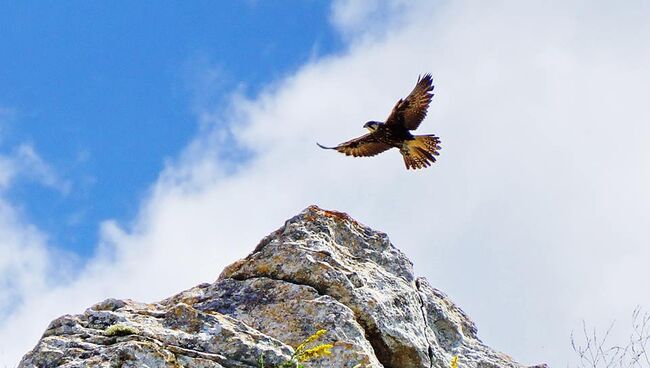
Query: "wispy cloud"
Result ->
[[1, 110, 71, 194], [0, 144, 71, 195], [1, 1, 650, 367]]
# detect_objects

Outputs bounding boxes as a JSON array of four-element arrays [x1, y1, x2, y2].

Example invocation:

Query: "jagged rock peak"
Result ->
[[19, 205, 546, 368]]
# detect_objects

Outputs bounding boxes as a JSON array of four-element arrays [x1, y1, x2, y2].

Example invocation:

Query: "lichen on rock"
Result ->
[[18, 206, 545, 368]]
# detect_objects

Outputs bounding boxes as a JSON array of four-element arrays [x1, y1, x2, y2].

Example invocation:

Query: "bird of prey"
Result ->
[[317, 74, 441, 170]]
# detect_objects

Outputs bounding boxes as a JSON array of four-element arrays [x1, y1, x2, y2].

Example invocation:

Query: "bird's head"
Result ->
[[363, 121, 382, 132]]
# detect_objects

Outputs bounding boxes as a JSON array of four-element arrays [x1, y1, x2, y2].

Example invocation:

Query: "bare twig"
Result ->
[[571, 308, 650, 368]]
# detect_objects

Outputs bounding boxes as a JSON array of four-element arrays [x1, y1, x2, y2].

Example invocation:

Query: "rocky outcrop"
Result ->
[[19, 206, 545, 368]]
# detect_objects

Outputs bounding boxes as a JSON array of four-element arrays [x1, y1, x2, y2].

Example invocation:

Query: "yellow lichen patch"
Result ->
[[179, 296, 199, 306], [451, 355, 459, 368], [219, 258, 247, 279], [168, 303, 202, 334], [257, 263, 271, 274]]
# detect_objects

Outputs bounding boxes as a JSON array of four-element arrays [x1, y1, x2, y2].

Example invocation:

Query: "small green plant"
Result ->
[[104, 323, 138, 337]]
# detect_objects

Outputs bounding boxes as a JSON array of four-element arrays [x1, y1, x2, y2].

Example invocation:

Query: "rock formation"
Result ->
[[19, 206, 545, 368]]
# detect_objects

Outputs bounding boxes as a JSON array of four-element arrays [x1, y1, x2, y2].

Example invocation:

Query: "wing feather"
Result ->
[[385, 74, 434, 130], [317, 133, 392, 157]]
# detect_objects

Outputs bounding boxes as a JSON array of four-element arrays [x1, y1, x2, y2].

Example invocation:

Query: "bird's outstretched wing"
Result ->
[[317, 133, 392, 157], [385, 74, 434, 130]]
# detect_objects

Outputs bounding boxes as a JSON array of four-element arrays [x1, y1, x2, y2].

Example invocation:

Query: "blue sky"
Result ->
[[0, 1, 341, 256]]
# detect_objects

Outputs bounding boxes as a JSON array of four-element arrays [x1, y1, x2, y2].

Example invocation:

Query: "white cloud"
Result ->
[[0, 201, 49, 312], [0, 141, 76, 365], [0, 201, 53, 367], [0, 144, 71, 195], [2, 1, 650, 366]]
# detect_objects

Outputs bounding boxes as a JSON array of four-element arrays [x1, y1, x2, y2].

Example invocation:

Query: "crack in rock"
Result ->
[[416, 279, 435, 368]]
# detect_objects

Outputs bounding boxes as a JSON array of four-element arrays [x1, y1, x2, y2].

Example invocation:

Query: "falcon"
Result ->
[[317, 74, 441, 170]]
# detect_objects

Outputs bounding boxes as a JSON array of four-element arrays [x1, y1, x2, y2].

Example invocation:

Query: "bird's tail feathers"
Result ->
[[401, 135, 441, 170]]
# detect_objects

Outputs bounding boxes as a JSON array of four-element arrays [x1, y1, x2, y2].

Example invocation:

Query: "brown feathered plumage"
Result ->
[[317, 74, 441, 170]]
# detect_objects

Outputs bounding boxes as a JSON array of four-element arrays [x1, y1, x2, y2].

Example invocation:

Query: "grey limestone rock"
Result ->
[[19, 206, 545, 368]]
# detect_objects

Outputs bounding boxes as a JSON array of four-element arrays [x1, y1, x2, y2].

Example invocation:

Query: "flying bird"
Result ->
[[317, 74, 441, 170]]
